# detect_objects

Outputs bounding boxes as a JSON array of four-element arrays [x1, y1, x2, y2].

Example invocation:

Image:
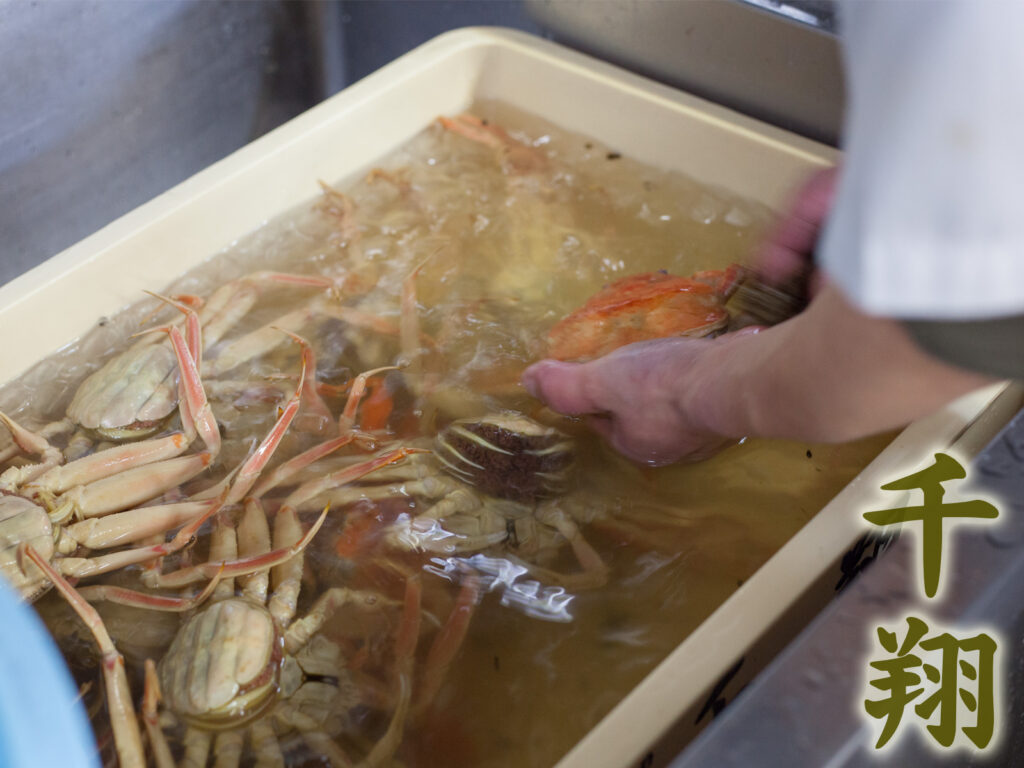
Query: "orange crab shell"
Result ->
[[546, 266, 743, 362]]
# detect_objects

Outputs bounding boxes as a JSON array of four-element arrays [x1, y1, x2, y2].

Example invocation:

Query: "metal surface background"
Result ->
[[526, 0, 844, 145], [0, 1, 318, 287], [0, 0, 543, 289]]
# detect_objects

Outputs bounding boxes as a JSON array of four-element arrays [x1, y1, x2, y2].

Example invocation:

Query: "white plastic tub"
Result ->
[[0, 27, 1015, 768]]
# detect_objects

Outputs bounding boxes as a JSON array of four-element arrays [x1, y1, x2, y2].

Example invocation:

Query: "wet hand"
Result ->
[[753, 166, 837, 292], [522, 339, 735, 467]]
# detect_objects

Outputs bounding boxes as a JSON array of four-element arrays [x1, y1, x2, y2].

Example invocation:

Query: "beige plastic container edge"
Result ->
[[0, 27, 1012, 768]]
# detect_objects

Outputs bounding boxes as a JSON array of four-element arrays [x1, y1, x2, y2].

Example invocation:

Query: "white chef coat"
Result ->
[[820, 0, 1024, 321]]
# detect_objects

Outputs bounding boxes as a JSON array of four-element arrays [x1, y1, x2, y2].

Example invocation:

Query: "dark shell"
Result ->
[[435, 413, 574, 503]]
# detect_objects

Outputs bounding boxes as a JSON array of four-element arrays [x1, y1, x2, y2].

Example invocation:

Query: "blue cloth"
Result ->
[[0, 579, 98, 768]]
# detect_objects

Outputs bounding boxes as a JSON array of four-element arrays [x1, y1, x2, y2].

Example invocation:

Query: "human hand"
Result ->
[[522, 337, 738, 466], [754, 166, 838, 291]]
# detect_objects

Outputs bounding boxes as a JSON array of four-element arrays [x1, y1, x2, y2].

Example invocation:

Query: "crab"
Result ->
[[545, 267, 744, 362], [0, 314, 234, 599], [56, 442, 465, 768], [0, 315, 401, 602], [301, 413, 614, 593]]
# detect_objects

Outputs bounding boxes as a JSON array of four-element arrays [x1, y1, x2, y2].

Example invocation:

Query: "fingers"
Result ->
[[522, 360, 607, 415], [754, 166, 838, 285]]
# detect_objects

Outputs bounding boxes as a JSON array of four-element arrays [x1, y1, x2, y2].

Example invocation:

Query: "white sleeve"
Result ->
[[819, 0, 1024, 320]]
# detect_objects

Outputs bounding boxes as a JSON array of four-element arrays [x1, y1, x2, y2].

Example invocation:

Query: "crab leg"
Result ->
[[400, 255, 431, 370], [0, 417, 73, 466], [268, 502, 306, 627], [208, 514, 238, 602], [207, 297, 403, 380], [0, 411, 64, 488], [247, 366, 396, 499], [281, 447, 430, 512], [144, 323, 220, 456], [205, 305, 314, 377], [194, 332, 311, 504], [536, 504, 609, 588], [28, 432, 191, 496], [416, 574, 481, 714], [300, 474, 460, 515], [338, 366, 400, 433], [198, 270, 338, 349], [71, 487, 231, 585], [142, 660, 176, 768], [214, 729, 245, 768], [146, 291, 203, 445], [20, 544, 145, 768], [56, 451, 214, 519], [438, 113, 508, 150], [250, 718, 285, 768], [57, 499, 219, 551], [279, 328, 333, 430], [267, 448, 425, 628], [143, 504, 329, 588], [283, 586, 403, 656], [274, 708, 353, 768], [237, 498, 272, 604], [249, 432, 364, 500], [359, 576, 420, 768], [182, 728, 213, 768], [78, 570, 224, 611]]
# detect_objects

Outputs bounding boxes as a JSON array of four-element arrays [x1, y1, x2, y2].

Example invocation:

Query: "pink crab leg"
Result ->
[[193, 334, 309, 504], [139, 323, 220, 457], [20, 544, 145, 768], [0, 417, 73, 466], [138, 293, 204, 443], [59, 499, 218, 551], [314, 302, 402, 336], [207, 299, 405, 379], [416, 573, 481, 714], [338, 366, 400, 433], [78, 568, 224, 611], [401, 252, 439, 369], [198, 270, 338, 348], [137, 291, 204, 328], [27, 432, 190, 496], [438, 114, 507, 149], [224, 338, 306, 504], [143, 291, 202, 363], [204, 305, 314, 377], [60, 451, 213, 519], [276, 328, 333, 430], [0, 411, 64, 489], [281, 447, 430, 512], [142, 660, 175, 768], [142, 504, 330, 588], [248, 432, 366, 500]]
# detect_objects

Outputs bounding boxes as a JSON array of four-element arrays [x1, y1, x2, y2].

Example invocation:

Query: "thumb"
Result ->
[[522, 360, 606, 415]]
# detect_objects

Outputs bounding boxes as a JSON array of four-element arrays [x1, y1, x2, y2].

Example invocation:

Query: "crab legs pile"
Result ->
[[0, 272, 479, 767]]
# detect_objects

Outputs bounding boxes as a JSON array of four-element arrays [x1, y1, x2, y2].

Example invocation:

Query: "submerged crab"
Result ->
[[546, 266, 743, 361], [311, 413, 612, 590]]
